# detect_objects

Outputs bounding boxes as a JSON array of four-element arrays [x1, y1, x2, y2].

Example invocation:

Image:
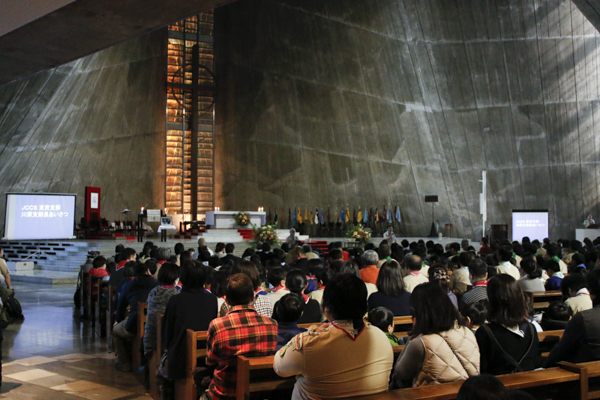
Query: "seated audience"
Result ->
[[544, 260, 563, 291], [392, 282, 479, 387], [267, 267, 289, 303], [368, 260, 410, 316], [308, 267, 333, 305], [517, 257, 545, 293], [546, 268, 600, 366], [113, 262, 158, 372], [359, 250, 380, 285], [88, 256, 109, 295], [540, 301, 572, 331], [463, 300, 489, 334], [210, 271, 228, 316], [476, 275, 539, 375], [368, 306, 400, 346], [143, 263, 179, 361], [402, 254, 429, 293], [497, 246, 521, 280], [429, 264, 458, 310], [562, 274, 593, 314], [272, 269, 322, 323], [220, 260, 273, 317], [478, 238, 492, 257], [163, 261, 217, 388], [459, 259, 489, 313], [340, 261, 377, 297], [205, 273, 277, 400], [276, 293, 307, 350], [274, 274, 393, 399]]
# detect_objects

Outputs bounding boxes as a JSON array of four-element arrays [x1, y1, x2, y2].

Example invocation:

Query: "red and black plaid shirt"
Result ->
[[206, 305, 278, 399]]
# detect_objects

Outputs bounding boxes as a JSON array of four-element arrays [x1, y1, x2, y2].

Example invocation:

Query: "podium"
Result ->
[[576, 229, 600, 242]]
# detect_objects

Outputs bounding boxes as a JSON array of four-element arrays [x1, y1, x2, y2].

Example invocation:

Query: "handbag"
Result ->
[[157, 351, 169, 379]]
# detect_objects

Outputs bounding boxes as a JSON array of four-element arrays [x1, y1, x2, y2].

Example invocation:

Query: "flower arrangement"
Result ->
[[252, 223, 278, 244], [233, 212, 250, 226], [345, 224, 372, 244]]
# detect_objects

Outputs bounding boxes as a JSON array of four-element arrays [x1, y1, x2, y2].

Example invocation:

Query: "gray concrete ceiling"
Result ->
[[0, 0, 236, 86], [572, 0, 600, 31]]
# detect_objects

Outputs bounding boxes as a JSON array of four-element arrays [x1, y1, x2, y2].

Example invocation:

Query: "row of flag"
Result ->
[[268, 206, 402, 227]]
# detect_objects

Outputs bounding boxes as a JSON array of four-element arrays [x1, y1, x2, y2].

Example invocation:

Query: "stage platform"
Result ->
[[0, 234, 475, 285]]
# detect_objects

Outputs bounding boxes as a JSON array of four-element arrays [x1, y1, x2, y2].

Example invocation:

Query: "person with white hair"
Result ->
[[286, 229, 299, 245]]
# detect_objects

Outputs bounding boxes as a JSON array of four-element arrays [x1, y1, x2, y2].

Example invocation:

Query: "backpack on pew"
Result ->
[[5, 296, 24, 321]]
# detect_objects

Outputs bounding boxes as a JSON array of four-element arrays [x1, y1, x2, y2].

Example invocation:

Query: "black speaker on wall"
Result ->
[[425, 195, 439, 203]]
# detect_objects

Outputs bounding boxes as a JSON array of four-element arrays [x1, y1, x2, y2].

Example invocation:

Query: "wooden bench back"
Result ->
[[527, 290, 563, 311]]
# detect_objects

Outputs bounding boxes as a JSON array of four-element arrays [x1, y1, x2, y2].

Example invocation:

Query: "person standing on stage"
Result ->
[[584, 214, 596, 228], [383, 226, 397, 244]]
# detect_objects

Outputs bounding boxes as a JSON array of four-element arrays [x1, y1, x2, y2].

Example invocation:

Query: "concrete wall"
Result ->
[[214, 0, 600, 240], [0, 29, 167, 233]]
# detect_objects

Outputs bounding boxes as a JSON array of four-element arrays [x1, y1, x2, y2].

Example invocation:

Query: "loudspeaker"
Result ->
[[425, 195, 439, 203]]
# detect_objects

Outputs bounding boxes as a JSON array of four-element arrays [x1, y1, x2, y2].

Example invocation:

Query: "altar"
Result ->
[[205, 211, 267, 229], [576, 228, 600, 242]]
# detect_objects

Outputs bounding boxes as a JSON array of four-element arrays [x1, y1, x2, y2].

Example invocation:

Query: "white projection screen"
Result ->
[[4, 193, 76, 240], [512, 210, 549, 242]]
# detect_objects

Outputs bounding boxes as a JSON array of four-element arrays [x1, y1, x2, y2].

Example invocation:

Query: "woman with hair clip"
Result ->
[[476, 274, 539, 375], [391, 282, 480, 388], [274, 274, 393, 399]]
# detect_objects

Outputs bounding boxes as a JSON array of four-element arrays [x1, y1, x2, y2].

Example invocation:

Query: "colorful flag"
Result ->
[[340, 208, 345, 223], [309, 210, 313, 225], [292, 207, 297, 227], [363, 207, 368, 223], [305, 208, 308, 224], [333, 208, 338, 224], [375, 207, 379, 222], [357, 209, 363, 224], [314, 208, 319, 225], [297, 208, 303, 225], [345, 207, 350, 223], [396, 206, 401, 223], [387, 206, 392, 223]]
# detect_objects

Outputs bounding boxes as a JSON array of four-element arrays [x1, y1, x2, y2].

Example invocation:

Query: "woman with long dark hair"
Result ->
[[368, 260, 410, 316], [392, 282, 479, 387], [475, 274, 539, 374]]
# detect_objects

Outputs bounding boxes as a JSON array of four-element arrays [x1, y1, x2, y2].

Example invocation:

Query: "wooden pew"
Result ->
[[106, 285, 117, 350], [80, 271, 90, 319], [393, 316, 413, 332], [528, 290, 563, 311], [538, 330, 564, 358], [134, 302, 148, 373], [180, 329, 209, 400], [148, 313, 163, 400], [309, 365, 584, 400], [235, 346, 406, 400], [95, 279, 108, 338]]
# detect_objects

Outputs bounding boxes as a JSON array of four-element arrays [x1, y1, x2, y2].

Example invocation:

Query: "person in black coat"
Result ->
[[162, 260, 217, 380], [272, 269, 322, 323], [221, 243, 241, 266]]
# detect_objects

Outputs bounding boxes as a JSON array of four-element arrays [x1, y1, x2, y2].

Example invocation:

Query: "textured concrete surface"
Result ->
[[214, 0, 600, 240], [0, 0, 236, 86], [0, 30, 168, 231]]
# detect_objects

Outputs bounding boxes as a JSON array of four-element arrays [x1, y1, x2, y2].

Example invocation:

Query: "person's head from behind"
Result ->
[[545, 260, 560, 277], [232, 260, 261, 291], [145, 259, 158, 276], [277, 293, 304, 323], [115, 244, 125, 254], [378, 244, 391, 260], [180, 251, 192, 265], [225, 273, 254, 306], [121, 247, 136, 262], [458, 251, 474, 267], [174, 242, 185, 255], [157, 263, 179, 286], [123, 261, 137, 279], [403, 254, 422, 272], [376, 260, 405, 296], [314, 268, 334, 289], [561, 273, 587, 298], [368, 306, 395, 335], [328, 248, 343, 262], [157, 247, 171, 262], [498, 245, 513, 262], [268, 267, 287, 288], [339, 260, 361, 278], [469, 259, 488, 284], [457, 374, 508, 400], [292, 246, 306, 262], [210, 271, 229, 298], [463, 300, 488, 329], [544, 301, 572, 322], [322, 274, 367, 328], [134, 262, 150, 278], [93, 256, 106, 269], [362, 250, 379, 267], [225, 243, 235, 254], [285, 269, 307, 295], [180, 260, 208, 291], [428, 264, 451, 293], [587, 268, 600, 304], [487, 274, 528, 327], [410, 282, 457, 336], [521, 257, 542, 279]]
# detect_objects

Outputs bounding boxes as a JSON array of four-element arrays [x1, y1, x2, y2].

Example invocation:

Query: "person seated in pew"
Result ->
[[276, 293, 307, 350], [546, 268, 600, 367], [368, 260, 410, 316], [450, 252, 474, 297], [540, 301, 572, 331], [162, 261, 217, 398], [392, 282, 479, 387], [368, 306, 400, 346], [429, 264, 459, 310], [561, 274, 593, 314], [517, 257, 545, 293], [402, 254, 429, 293], [143, 263, 180, 360], [268, 267, 289, 304], [210, 271, 228, 316], [544, 260, 564, 291], [204, 273, 278, 400], [457, 374, 508, 400], [274, 274, 393, 399], [220, 260, 273, 317], [459, 259, 489, 313], [475, 275, 539, 375], [307, 267, 333, 306], [88, 256, 109, 296], [272, 269, 322, 323], [113, 262, 158, 372]]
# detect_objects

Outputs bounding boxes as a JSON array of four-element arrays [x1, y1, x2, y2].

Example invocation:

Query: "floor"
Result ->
[[0, 282, 151, 400]]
